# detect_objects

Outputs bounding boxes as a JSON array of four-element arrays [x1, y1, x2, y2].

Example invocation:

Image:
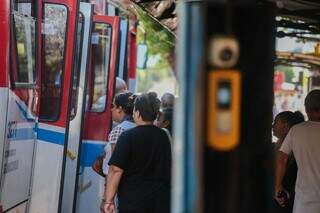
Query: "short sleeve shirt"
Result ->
[[280, 121, 320, 203], [108, 125, 172, 211]]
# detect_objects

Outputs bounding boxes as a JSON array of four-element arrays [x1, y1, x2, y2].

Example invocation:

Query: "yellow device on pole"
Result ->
[[207, 70, 241, 151]]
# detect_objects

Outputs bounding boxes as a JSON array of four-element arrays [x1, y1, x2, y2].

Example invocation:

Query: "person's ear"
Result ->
[[117, 106, 123, 112], [134, 110, 140, 119]]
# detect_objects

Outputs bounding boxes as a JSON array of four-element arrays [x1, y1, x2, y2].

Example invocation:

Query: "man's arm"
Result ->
[[103, 165, 124, 212], [274, 151, 289, 205]]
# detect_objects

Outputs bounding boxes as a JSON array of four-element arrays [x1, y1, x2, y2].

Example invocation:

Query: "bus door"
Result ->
[[60, 3, 93, 213], [28, 0, 80, 212], [117, 17, 137, 92], [118, 18, 129, 80], [0, 1, 38, 212], [127, 19, 137, 92], [76, 15, 120, 213]]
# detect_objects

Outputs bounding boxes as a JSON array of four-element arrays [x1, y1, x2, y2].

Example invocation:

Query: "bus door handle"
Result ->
[[66, 150, 77, 160]]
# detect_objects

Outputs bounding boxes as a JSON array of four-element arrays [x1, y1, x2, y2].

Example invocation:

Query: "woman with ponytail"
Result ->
[[93, 91, 136, 212], [102, 92, 137, 174]]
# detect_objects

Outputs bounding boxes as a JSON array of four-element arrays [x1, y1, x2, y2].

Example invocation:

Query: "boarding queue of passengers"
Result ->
[[92, 78, 174, 213], [93, 77, 320, 213]]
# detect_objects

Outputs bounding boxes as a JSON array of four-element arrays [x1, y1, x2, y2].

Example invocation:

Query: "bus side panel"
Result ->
[[77, 140, 105, 213], [29, 123, 65, 213], [0, 88, 9, 193], [0, 90, 36, 211]]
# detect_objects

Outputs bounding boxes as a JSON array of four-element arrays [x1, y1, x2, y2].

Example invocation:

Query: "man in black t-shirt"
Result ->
[[103, 93, 171, 213]]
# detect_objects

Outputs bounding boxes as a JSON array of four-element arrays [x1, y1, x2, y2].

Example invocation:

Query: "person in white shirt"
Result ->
[[275, 90, 320, 213]]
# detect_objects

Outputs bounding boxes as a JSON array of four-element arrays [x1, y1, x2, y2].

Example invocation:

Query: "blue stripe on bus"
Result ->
[[80, 143, 105, 167], [15, 128, 34, 140], [7, 128, 34, 141], [37, 128, 65, 145]]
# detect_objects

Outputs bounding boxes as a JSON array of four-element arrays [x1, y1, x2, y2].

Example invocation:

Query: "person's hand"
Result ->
[[103, 202, 115, 213], [274, 186, 289, 207]]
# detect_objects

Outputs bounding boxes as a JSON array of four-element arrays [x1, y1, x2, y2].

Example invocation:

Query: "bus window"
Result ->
[[89, 23, 112, 112], [39, 4, 67, 121], [11, 2, 36, 86], [12, 0, 35, 16], [70, 13, 84, 120]]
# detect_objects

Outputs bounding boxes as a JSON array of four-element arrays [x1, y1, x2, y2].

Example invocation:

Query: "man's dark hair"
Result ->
[[134, 92, 160, 121], [305, 89, 320, 113]]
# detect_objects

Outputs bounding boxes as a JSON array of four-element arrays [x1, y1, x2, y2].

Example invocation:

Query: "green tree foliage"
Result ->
[[135, 7, 176, 93], [136, 7, 175, 55]]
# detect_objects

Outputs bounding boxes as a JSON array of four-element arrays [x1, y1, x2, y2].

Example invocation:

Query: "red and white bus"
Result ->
[[0, 0, 137, 212]]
